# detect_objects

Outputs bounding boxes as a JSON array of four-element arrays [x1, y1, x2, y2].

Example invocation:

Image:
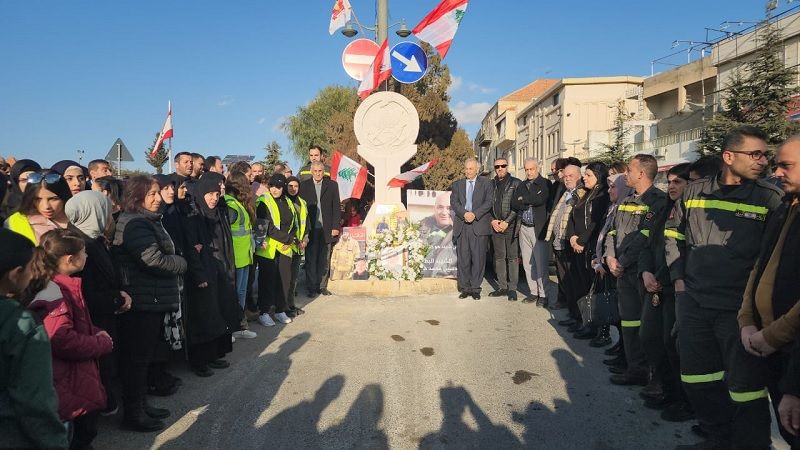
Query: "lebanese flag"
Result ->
[[412, 0, 468, 59], [151, 101, 173, 157], [331, 151, 368, 200], [328, 0, 352, 35], [357, 38, 391, 100], [387, 160, 438, 187]]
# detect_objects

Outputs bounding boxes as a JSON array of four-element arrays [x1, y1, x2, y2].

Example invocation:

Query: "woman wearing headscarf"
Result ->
[[51, 160, 89, 196], [566, 162, 611, 340], [66, 190, 131, 416], [591, 174, 634, 350], [255, 173, 298, 327], [181, 173, 238, 377], [1, 159, 41, 222], [5, 170, 74, 245]]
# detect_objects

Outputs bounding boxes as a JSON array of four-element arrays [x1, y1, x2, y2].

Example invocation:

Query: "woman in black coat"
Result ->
[[566, 162, 610, 336], [65, 191, 131, 416], [111, 176, 187, 432], [181, 173, 239, 377]]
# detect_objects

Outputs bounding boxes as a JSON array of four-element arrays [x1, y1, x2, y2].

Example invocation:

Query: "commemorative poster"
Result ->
[[330, 226, 368, 281], [406, 189, 458, 278]]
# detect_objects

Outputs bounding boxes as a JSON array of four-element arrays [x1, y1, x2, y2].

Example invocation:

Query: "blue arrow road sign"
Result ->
[[390, 42, 428, 84]]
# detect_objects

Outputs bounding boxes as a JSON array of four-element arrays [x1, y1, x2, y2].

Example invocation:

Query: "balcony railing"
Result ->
[[632, 127, 702, 153]]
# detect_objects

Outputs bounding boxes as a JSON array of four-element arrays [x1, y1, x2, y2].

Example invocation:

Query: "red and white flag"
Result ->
[[412, 0, 468, 59], [387, 160, 438, 188], [331, 151, 368, 200], [151, 101, 173, 157], [328, 0, 353, 35], [357, 38, 391, 100]]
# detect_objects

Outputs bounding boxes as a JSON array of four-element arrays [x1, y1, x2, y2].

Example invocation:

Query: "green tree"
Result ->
[[591, 99, 631, 165], [282, 85, 358, 162], [699, 13, 800, 155], [145, 132, 168, 174], [264, 140, 283, 168]]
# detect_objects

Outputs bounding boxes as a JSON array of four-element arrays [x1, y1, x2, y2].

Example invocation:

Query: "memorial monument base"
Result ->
[[328, 278, 458, 297]]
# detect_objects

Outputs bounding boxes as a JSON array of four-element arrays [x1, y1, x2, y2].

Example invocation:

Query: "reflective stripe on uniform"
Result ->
[[664, 229, 685, 240], [729, 389, 768, 403], [684, 199, 769, 215], [621, 320, 641, 328], [681, 371, 725, 384], [255, 194, 296, 259], [640, 229, 650, 237], [618, 204, 650, 213]]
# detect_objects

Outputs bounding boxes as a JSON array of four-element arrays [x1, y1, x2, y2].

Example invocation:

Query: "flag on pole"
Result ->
[[329, 0, 353, 35], [151, 101, 173, 157], [357, 38, 391, 100], [412, 0, 468, 59], [387, 160, 438, 187], [331, 151, 368, 200]]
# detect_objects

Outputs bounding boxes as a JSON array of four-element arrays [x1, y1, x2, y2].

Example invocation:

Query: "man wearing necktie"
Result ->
[[450, 158, 493, 299]]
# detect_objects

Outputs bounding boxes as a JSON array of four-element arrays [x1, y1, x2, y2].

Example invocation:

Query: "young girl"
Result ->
[[0, 228, 68, 449], [27, 228, 113, 450]]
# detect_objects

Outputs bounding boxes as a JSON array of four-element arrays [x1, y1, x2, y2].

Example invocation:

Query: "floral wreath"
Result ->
[[366, 223, 430, 281]]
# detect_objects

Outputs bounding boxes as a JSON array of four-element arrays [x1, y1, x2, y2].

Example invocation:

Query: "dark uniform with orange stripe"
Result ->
[[605, 185, 668, 379], [664, 174, 782, 441]]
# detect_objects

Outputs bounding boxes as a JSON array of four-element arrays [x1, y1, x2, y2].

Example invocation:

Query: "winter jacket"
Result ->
[[0, 297, 68, 449], [112, 210, 187, 312], [28, 275, 113, 421], [605, 184, 668, 269], [491, 175, 522, 238], [665, 175, 783, 310], [512, 175, 552, 240]]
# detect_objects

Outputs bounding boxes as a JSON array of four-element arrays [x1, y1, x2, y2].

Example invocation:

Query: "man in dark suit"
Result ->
[[513, 158, 553, 306], [299, 161, 341, 296], [450, 158, 493, 300]]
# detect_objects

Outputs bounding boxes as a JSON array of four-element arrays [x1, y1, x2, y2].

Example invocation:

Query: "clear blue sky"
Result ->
[[0, 0, 780, 171]]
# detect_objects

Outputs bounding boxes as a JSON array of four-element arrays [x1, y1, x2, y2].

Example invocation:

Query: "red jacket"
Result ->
[[28, 274, 112, 421]]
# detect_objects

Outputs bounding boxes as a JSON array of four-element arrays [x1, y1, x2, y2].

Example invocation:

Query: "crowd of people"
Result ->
[[2, 125, 800, 448], [0, 146, 346, 448], [451, 125, 800, 449]]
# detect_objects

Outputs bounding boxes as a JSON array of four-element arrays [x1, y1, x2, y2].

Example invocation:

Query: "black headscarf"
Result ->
[[194, 173, 223, 219], [285, 175, 299, 200], [3, 160, 42, 218]]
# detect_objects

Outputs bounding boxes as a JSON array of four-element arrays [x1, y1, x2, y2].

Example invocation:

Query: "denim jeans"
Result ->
[[235, 266, 250, 309]]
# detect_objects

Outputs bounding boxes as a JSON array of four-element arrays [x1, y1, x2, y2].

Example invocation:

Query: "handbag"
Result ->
[[577, 278, 596, 326], [591, 274, 620, 326]]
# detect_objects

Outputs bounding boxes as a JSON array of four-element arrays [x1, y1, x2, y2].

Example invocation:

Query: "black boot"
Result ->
[[143, 397, 170, 419], [590, 325, 612, 347], [121, 395, 165, 432]]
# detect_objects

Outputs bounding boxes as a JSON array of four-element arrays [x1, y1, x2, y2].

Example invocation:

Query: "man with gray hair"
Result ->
[[450, 157, 493, 300], [513, 158, 553, 306], [545, 165, 586, 316]]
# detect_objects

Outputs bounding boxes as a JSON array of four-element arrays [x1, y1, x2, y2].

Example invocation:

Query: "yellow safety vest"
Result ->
[[224, 195, 254, 268], [292, 196, 308, 254], [255, 194, 296, 259], [4, 212, 37, 245]]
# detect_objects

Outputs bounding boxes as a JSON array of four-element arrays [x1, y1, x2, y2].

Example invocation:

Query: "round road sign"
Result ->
[[342, 38, 381, 81]]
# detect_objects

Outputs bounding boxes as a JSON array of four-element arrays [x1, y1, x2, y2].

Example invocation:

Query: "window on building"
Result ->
[[553, 93, 560, 106]]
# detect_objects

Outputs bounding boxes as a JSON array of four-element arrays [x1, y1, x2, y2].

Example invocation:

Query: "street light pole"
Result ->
[[377, 0, 388, 44]]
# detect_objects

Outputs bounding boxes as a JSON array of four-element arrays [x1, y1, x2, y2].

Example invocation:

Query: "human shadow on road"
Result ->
[[155, 332, 310, 449], [319, 383, 388, 449], [419, 385, 523, 449]]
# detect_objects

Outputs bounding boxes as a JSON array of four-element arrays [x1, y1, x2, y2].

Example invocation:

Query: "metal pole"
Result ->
[[377, 0, 388, 44]]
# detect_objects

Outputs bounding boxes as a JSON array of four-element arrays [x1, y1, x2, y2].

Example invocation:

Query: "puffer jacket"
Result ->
[[27, 275, 113, 421], [112, 210, 187, 312], [0, 297, 68, 449]]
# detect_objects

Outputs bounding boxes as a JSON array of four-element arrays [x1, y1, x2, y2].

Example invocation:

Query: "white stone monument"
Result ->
[[354, 91, 419, 206]]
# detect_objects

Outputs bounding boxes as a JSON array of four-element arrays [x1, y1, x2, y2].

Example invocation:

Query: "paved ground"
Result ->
[[93, 283, 786, 450]]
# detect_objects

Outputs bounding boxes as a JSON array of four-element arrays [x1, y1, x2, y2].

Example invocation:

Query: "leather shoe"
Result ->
[[121, 415, 164, 432], [642, 395, 672, 410], [458, 292, 470, 299], [521, 296, 536, 304], [608, 365, 627, 375], [488, 289, 507, 297], [208, 359, 230, 369], [320, 289, 332, 296], [536, 298, 548, 308], [507, 291, 517, 301], [604, 342, 623, 356], [143, 402, 170, 419], [609, 371, 649, 386], [567, 323, 583, 333], [574, 328, 596, 340], [603, 355, 626, 366], [471, 293, 481, 300], [558, 318, 576, 326], [589, 335, 612, 347]]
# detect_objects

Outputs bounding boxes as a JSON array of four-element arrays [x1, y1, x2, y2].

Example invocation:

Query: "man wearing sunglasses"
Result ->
[[664, 125, 783, 448], [488, 157, 521, 301]]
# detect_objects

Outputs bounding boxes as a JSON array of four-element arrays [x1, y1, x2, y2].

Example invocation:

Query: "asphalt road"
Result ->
[[92, 285, 784, 449]]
